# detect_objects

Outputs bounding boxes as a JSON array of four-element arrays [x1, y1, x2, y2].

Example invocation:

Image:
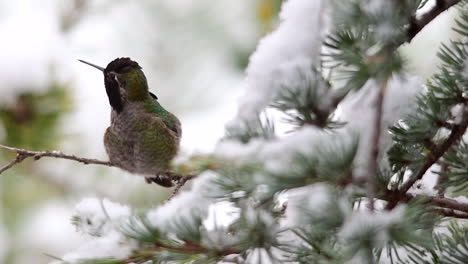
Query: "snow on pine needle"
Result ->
[[337, 75, 425, 178], [71, 198, 131, 237], [234, 0, 330, 123], [58, 198, 136, 262]]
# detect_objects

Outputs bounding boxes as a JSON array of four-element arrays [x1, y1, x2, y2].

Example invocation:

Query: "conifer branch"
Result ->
[[381, 191, 468, 218], [432, 208, 468, 219], [152, 241, 241, 255], [407, 0, 461, 42], [385, 105, 468, 210], [430, 195, 468, 213], [397, 105, 468, 196], [123, 241, 241, 263], [368, 81, 389, 211]]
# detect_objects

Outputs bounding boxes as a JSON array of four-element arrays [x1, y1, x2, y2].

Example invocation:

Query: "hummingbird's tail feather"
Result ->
[[145, 175, 174, 187]]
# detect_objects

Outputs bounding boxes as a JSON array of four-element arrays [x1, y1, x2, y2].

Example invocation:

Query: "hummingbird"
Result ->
[[79, 57, 182, 187]]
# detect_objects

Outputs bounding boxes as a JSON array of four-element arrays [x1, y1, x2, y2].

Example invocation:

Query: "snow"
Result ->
[[416, 0, 437, 19], [200, 227, 240, 252], [233, 0, 329, 123], [204, 201, 240, 230], [361, 0, 391, 15], [339, 206, 405, 247], [284, 184, 334, 227], [72, 198, 130, 237], [61, 230, 136, 262], [408, 165, 439, 197], [146, 171, 217, 231], [0, 1, 63, 105], [450, 104, 465, 125], [337, 75, 425, 178], [453, 196, 468, 204], [216, 126, 354, 177], [49, 198, 135, 262], [17, 202, 87, 263]]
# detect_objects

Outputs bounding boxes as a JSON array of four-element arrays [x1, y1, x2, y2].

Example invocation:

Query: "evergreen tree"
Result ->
[[53, 0, 468, 263]]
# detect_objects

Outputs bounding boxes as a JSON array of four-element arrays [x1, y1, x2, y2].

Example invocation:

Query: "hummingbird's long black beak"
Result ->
[[78, 59, 105, 72]]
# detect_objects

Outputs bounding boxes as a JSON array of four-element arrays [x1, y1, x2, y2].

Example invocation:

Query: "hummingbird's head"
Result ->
[[79, 57, 150, 113]]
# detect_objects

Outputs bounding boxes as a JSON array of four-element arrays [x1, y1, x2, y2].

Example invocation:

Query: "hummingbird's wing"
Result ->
[[147, 92, 181, 137], [133, 115, 180, 173], [149, 92, 158, 100], [162, 113, 182, 138]]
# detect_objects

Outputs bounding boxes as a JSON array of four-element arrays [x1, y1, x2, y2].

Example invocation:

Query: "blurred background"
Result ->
[[0, 0, 458, 263], [0, 0, 282, 263]]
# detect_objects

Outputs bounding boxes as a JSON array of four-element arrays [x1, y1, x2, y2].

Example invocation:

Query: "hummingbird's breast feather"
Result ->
[[104, 102, 180, 176]]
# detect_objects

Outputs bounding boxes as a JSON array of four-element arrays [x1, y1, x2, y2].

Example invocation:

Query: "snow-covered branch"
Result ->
[[386, 104, 468, 209], [407, 0, 462, 42], [381, 191, 468, 219]]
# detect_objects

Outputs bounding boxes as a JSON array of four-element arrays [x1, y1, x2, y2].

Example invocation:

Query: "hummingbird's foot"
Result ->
[[144, 175, 174, 187]]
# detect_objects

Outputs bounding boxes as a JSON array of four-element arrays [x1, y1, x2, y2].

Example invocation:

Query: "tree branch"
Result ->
[[0, 144, 196, 195], [432, 208, 468, 219], [429, 195, 468, 213], [123, 240, 241, 263], [381, 191, 468, 218], [367, 80, 389, 211], [165, 173, 196, 202], [407, 0, 462, 42], [0, 144, 114, 175], [397, 105, 468, 196], [0, 153, 28, 174]]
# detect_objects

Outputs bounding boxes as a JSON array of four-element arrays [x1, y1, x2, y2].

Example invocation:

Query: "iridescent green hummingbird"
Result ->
[[79, 58, 182, 187]]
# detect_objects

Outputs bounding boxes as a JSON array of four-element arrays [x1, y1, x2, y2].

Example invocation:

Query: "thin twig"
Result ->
[[0, 153, 27, 174], [0, 144, 114, 173], [407, 0, 462, 43], [165, 174, 196, 202], [0, 145, 145, 194], [0, 144, 197, 200], [368, 80, 389, 211]]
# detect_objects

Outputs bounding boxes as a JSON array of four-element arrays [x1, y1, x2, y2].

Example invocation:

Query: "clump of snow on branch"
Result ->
[[233, 0, 330, 123], [204, 201, 240, 230], [284, 184, 340, 227], [72, 198, 130, 237], [216, 126, 353, 175], [200, 225, 240, 252], [339, 206, 405, 247], [337, 75, 425, 177], [451, 104, 466, 125], [56, 198, 135, 262], [147, 172, 217, 230], [58, 231, 136, 263], [361, 0, 401, 41]]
